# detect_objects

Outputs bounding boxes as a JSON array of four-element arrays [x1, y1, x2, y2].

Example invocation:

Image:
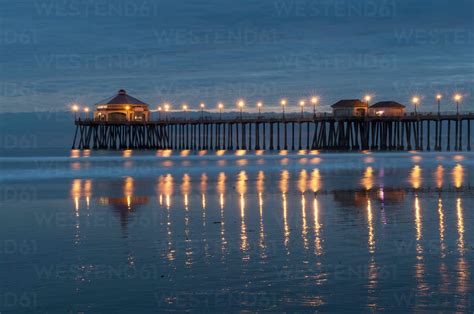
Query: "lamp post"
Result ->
[[218, 103, 224, 120], [311, 96, 318, 117], [299, 100, 305, 118], [454, 94, 461, 115], [72, 104, 79, 120], [364, 95, 371, 115], [280, 99, 287, 119], [412, 96, 419, 115], [157, 106, 162, 120], [257, 101, 263, 116], [182, 104, 188, 119], [436, 94, 442, 116], [200, 103, 205, 120], [84, 107, 90, 120], [164, 104, 170, 120], [238, 100, 245, 120]]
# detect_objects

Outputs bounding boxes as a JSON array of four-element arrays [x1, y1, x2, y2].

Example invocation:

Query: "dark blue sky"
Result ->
[[1, 0, 473, 112]]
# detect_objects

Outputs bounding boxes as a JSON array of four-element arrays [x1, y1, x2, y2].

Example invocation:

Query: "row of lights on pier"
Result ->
[[157, 96, 322, 118], [411, 94, 462, 115], [71, 93, 464, 117], [158, 93, 463, 116], [71, 104, 89, 119]]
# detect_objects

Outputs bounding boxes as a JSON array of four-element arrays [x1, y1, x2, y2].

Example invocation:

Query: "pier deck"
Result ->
[[72, 113, 473, 151]]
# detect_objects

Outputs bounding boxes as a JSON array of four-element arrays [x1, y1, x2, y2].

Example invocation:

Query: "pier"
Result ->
[[72, 113, 473, 152]]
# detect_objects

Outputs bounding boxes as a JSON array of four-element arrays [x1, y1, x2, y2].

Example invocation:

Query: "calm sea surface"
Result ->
[[0, 150, 473, 312]]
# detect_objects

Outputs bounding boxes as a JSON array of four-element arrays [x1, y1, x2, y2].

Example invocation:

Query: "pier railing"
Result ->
[[72, 113, 473, 151]]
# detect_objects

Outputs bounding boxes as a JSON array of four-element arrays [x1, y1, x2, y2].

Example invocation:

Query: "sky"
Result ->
[[0, 0, 473, 113]]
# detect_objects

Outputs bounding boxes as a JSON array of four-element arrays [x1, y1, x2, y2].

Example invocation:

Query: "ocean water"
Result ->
[[0, 149, 473, 312]]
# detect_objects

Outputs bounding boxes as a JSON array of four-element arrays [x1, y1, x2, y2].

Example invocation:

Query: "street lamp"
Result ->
[[412, 96, 419, 115], [280, 99, 287, 119], [238, 100, 245, 120], [164, 103, 170, 120], [182, 104, 188, 119], [436, 94, 442, 115], [364, 95, 371, 114], [200, 102, 205, 119], [84, 107, 90, 120], [72, 104, 79, 120], [299, 100, 305, 118], [257, 101, 263, 115], [454, 94, 462, 115], [311, 96, 318, 117], [218, 103, 224, 119], [157, 106, 162, 120]]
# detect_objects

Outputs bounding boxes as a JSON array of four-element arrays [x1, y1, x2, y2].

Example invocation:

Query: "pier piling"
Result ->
[[73, 114, 473, 152]]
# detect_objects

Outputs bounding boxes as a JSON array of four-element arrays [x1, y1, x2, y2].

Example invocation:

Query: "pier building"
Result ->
[[94, 89, 150, 122], [369, 101, 406, 116], [331, 99, 368, 117]]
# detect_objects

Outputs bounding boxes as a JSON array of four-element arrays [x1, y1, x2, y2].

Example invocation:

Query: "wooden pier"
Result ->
[[72, 113, 473, 152]]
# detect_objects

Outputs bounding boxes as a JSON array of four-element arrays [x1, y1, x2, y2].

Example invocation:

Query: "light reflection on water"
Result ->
[[63, 162, 472, 311], [62, 160, 473, 310], [1, 153, 473, 312]]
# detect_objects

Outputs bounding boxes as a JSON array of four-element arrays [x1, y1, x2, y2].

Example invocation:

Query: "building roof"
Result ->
[[370, 101, 406, 109], [331, 99, 367, 108], [95, 89, 149, 106]]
